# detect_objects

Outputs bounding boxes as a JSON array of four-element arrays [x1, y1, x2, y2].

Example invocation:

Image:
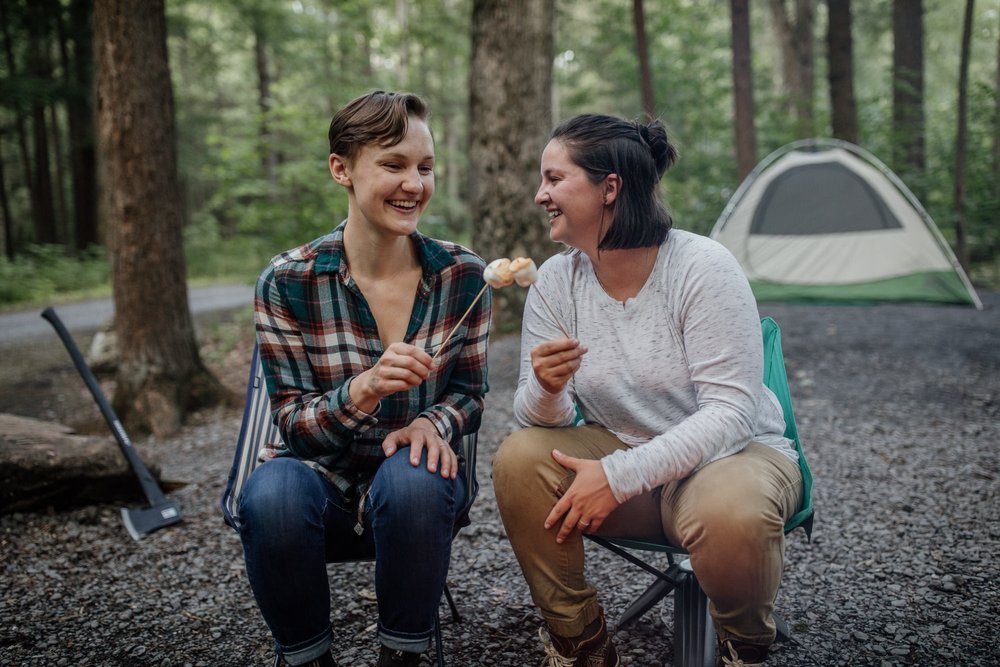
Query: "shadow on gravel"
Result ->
[[1, 293, 998, 666]]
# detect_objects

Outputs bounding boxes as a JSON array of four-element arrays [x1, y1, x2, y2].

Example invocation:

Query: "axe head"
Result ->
[[120, 502, 183, 541]]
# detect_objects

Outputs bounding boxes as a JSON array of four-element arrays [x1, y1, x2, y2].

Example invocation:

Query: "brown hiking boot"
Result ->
[[716, 637, 769, 666], [538, 609, 620, 666]]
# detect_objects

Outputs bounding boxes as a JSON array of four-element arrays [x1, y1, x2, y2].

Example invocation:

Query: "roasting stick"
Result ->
[[508, 257, 572, 339], [432, 256, 571, 361], [431, 282, 489, 361], [528, 285, 571, 339]]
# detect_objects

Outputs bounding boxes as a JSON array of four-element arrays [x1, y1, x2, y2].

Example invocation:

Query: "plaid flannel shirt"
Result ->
[[254, 222, 491, 500]]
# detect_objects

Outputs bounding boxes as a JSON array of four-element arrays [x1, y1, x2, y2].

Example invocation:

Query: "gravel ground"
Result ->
[[2, 294, 999, 666]]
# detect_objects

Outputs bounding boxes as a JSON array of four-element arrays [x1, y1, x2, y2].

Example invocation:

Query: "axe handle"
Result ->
[[41, 307, 167, 506]]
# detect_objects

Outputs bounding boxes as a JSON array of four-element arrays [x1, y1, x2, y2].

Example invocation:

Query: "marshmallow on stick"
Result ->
[[432, 256, 568, 361], [505, 257, 569, 338], [483, 258, 515, 288]]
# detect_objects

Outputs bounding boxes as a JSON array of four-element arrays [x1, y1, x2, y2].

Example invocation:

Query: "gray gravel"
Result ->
[[2, 294, 999, 666]]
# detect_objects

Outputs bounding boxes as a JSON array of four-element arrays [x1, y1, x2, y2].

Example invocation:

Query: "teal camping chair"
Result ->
[[221, 343, 480, 667], [586, 316, 814, 667]]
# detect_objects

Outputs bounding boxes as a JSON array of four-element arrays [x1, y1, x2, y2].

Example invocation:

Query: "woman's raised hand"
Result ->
[[351, 342, 432, 413], [530, 338, 587, 394]]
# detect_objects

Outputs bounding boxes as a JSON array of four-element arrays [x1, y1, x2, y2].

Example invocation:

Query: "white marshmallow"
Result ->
[[509, 257, 538, 287], [484, 258, 514, 288]]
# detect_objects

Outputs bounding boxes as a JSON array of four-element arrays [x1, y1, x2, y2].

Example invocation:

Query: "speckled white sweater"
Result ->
[[513, 229, 798, 503]]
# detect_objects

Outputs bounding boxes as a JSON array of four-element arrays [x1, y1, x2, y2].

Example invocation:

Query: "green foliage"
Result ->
[[0, 245, 111, 307], [2, 0, 999, 301]]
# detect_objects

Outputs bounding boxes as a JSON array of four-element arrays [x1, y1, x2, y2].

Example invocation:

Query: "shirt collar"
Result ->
[[314, 221, 456, 277]]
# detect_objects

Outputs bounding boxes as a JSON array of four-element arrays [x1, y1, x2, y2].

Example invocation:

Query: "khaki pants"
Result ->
[[492, 425, 803, 644]]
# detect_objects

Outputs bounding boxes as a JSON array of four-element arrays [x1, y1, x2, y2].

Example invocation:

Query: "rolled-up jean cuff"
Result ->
[[279, 626, 333, 665], [378, 623, 433, 653]]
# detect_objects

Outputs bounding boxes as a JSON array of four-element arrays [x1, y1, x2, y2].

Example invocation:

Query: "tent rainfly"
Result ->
[[710, 139, 982, 309]]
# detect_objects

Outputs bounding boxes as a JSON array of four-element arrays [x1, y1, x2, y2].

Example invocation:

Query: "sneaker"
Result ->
[[377, 645, 421, 666], [716, 637, 769, 667], [538, 609, 620, 666]]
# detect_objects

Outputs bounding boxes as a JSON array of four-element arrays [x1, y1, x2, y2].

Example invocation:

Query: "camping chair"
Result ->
[[221, 343, 479, 667], [585, 316, 814, 667]]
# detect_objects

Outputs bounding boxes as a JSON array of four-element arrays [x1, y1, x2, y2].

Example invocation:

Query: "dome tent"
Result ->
[[709, 139, 982, 309]]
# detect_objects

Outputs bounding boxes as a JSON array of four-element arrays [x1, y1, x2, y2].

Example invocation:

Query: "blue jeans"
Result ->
[[238, 451, 468, 665]]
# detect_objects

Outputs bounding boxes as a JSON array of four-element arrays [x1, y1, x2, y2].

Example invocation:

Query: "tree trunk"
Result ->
[[731, 0, 757, 181], [953, 0, 974, 273], [253, 24, 278, 190], [48, 103, 70, 244], [826, 0, 858, 144], [95, 0, 225, 436], [26, 1, 58, 244], [0, 148, 13, 258], [892, 0, 925, 190], [396, 0, 410, 88], [768, 0, 816, 137], [994, 9, 999, 204], [470, 0, 556, 333], [0, 0, 35, 252], [633, 0, 656, 120], [67, 0, 98, 250]]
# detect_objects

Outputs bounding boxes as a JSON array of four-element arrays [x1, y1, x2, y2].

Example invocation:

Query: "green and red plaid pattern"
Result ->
[[254, 222, 491, 499]]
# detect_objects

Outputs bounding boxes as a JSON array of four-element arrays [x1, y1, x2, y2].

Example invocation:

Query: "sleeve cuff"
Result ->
[[330, 378, 380, 432], [417, 408, 455, 444], [601, 454, 633, 504]]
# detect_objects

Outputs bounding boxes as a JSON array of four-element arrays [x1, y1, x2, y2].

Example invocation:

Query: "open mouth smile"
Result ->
[[389, 200, 419, 212]]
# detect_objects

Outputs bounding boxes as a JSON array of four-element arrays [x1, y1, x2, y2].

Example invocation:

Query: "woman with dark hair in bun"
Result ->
[[493, 114, 803, 667]]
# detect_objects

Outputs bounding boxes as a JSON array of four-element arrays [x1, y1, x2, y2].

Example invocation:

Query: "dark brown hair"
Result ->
[[327, 90, 428, 160], [551, 114, 678, 250]]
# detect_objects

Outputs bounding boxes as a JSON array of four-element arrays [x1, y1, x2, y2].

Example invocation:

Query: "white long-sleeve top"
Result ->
[[513, 229, 798, 503]]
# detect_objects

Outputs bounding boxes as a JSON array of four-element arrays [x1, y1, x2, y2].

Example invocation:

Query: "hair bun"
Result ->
[[639, 120, 678, 176]]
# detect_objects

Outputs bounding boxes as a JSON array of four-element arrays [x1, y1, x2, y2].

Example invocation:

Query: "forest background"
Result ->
[[0, 0, 998, 434], [3, 0, 999, 302]]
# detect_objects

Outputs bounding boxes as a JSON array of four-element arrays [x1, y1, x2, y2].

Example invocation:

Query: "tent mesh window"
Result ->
[[750, 161, 903, 235]]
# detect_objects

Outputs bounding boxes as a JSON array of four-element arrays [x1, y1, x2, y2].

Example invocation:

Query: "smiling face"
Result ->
[[534, 139, 612, 253], [329, 116, 435, 239]]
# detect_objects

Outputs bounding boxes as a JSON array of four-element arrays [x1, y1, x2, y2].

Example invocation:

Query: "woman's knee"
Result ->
[[240, 458, 323, 527], [493, 428, 555, 485], [682, 493, 783, 554], [371, 451, 457, 517]]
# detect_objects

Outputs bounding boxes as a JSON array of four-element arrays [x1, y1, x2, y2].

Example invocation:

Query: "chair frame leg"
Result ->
[[443, 582, 460, 623], [587, 536, 715, 667]]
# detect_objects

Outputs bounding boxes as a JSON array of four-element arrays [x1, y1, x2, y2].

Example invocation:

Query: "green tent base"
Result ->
[[751, 270, 979, 306]]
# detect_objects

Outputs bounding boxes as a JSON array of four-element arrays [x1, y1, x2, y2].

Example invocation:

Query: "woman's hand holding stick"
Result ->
[[431, 257, 570, 360]]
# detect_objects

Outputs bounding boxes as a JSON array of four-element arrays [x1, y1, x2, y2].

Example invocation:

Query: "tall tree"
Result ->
[[633, 0, 655, 120], [994, 9, 999, 206], [826, 0, 858, 143], [768, 0, 816, 137], [253, 23, 277, 188], [892, 0, 925, 189], [953, 0, 974, 272], [0, 147, 12, 258], [25, 0, 58, 244], [0, 0, 33, 253], [66, 0, 98, 250], [731, 0, 757, 180], [95, 0, 225, 435], [469, 0, 556, 333]]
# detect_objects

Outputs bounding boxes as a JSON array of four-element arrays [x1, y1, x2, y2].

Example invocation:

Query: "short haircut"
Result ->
[[550, 114, 678, 250], [328, 90, 428, 160]]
